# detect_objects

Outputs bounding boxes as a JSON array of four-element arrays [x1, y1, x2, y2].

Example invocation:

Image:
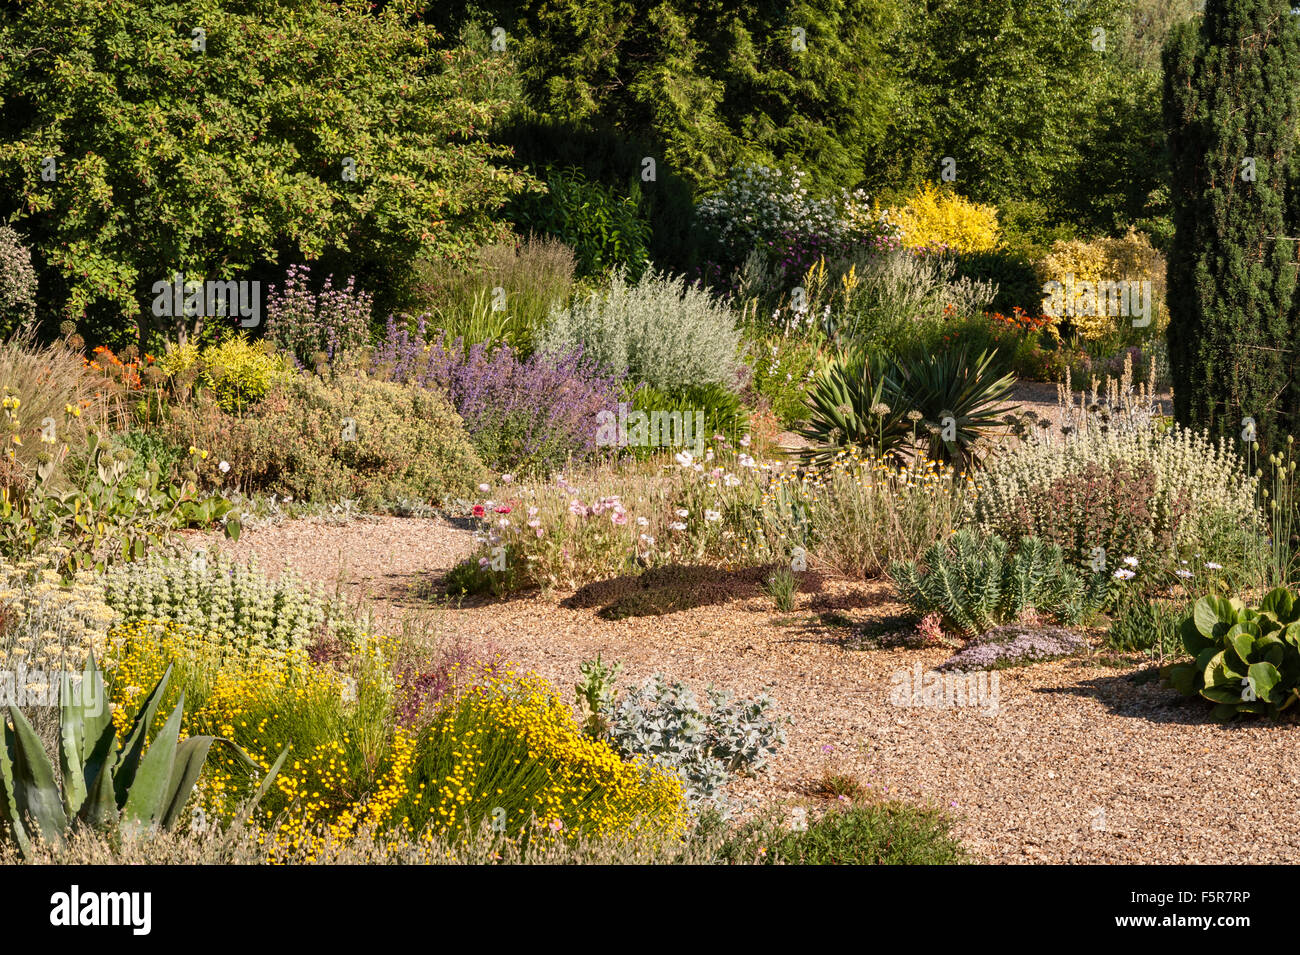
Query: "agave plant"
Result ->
[[796, 347, 914, 466], [0, 655, 285, 858], [1161, 589, 1300, 721], [893, 346, 1017, 471]]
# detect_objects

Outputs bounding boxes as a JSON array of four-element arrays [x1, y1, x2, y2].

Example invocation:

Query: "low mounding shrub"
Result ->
[[972, 424, 1260, 580], [373, 317, 624, 476], [938, 624, 1090, 671], [537, 268, 741, 393], [101, 548, 327, 653], [1162, 589, 1300, 722], [889, 530, 1108, 637], [163, 372, 487, 507], [724, 801, 967, 865], [598, 672, 787, 806], [264, 264, 374, 368], [1038, 228, 1167, 340], [197, 334, 291, 412]]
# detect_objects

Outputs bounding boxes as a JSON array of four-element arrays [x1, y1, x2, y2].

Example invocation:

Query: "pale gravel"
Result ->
[[197, 512, 1300, 865]]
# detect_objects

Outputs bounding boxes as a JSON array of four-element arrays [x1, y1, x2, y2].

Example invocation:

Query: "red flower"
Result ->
[[472, 505, 485, 518], [494, 505, 511, 514]]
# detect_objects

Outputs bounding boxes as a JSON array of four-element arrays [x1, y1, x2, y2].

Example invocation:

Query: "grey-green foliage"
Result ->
[[0, 655, 285, 859], [0, 226, 37, 334], [537, 268, 741, 391], [889, 530, 1108, 637], [100, 548, 326, 653], [598, 672, 787, 808]]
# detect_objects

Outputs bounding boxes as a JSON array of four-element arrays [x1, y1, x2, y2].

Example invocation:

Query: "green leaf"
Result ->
[[120, 694, 185, 836], [158, 735, 214, 830], [114, 664, 173, 808], [1247, 662, 1282, 703], [6, 705, 68, 846], [0, 719, 32, 858], [57, 672, 87, 819]]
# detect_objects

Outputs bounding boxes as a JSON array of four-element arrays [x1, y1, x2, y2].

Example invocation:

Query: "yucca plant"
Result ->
[[893, 346, 1017, 471], [797, 347, 914, 466], [0, 655, 286, 858], [889, 529, 1108, 637]]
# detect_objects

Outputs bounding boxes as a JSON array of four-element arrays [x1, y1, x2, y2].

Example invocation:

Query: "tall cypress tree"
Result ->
[[1163, 0, 1300, 454]]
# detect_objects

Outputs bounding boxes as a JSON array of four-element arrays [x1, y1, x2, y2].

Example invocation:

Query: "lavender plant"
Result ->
[[373, 316, 624, 475]]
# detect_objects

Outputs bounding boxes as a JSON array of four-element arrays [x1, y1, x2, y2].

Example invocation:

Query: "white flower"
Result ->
[[704, 509, 721, 522], [738, 454, 756, 469], [1113, 569, 1135, 580], [674, 451, 694, 467], [740, 434, 752, 448], [1176, 569, 1193, 578], [478, 483, 491, 493], [501, 473, 514, 484], [639, 534, 655, 547], [724, 473, 741, 487], [636, 516, 649, 527], [1123, 556, 1138, 567], [675, 508, 689, 518], [1205, 562, 1223, 570], [669, 522, 687, 532], [218, 460, 230, 474]]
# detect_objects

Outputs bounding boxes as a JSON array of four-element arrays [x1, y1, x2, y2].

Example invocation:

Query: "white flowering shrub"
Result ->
[[537, 268, 741, 392], [101, 548, 326, 653], [972, 424, 1261, 575], [695, 164, 898, 269]]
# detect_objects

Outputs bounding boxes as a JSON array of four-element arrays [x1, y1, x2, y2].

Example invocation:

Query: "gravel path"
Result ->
[[207, 509, 1300, 865]]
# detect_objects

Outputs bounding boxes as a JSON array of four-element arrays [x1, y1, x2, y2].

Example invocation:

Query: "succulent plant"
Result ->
[[0, 655, 285, 858], [1161, 589, 1300, 721]]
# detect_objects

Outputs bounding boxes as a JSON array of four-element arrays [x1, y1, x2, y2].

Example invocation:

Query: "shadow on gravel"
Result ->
[[562, 563, 824, 620], [1032, 666, 1267, 728]]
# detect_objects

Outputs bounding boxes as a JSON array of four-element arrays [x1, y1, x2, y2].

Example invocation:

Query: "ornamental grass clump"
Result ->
[[762, 449, 971, 579]]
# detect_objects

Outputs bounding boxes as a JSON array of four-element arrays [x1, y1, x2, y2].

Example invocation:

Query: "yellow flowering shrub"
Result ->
[[104, 621, 684, 862], [889, 182, 1000, 253], [1037, 229, 1166, 340], [391, 672, 688, 845]]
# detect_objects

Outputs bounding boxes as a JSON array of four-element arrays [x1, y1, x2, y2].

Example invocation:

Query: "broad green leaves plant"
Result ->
[[1161, 588, 1300, 721], [0, 655, 286, 858]]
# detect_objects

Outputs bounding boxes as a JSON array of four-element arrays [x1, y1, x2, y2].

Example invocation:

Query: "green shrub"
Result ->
[[628, 382, 746, 456], [1162, 589, 1300, 721], [742, 334, 818, 426], [948, 249, 1043, 314], [538, 268, 741, 393], [724, 802, 968, 865], [507, 166, 651, 278], [101, 548, 328, 654], [1106, 595, 1186, 657], [889, 530, 1108, 637], [163, 373, 487, 507]]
